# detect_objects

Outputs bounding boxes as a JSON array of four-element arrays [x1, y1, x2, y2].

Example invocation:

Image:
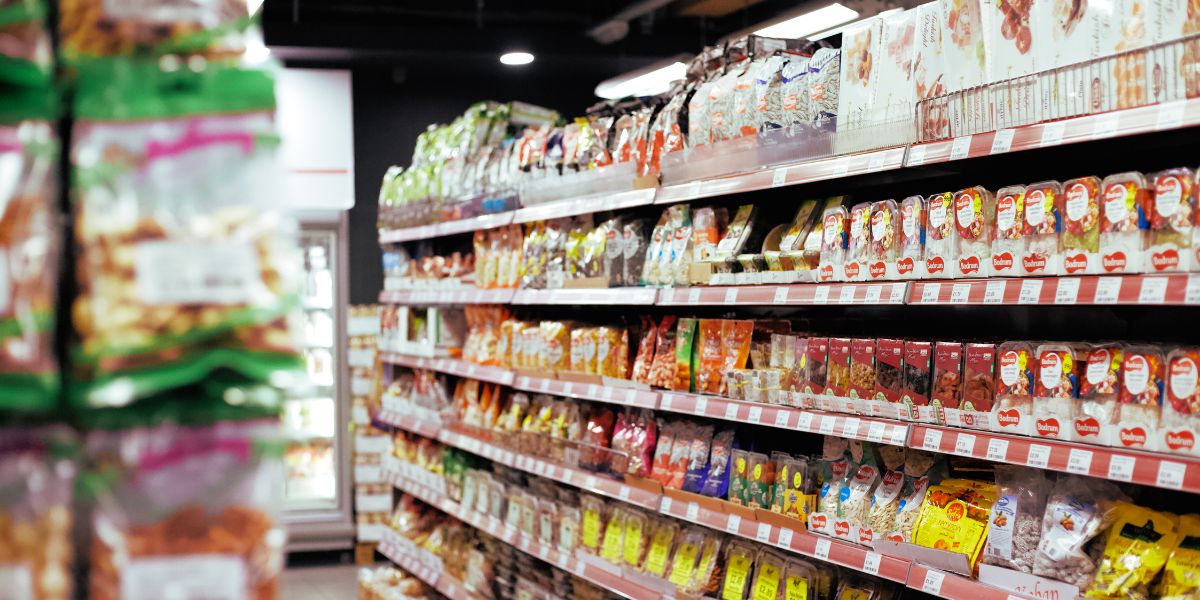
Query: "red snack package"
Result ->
[[632, 317, 657, 384], [903, 341, 933, 409], [647, 316, 677, 388], [1164, 348, 1200, 455], [932, 342, 963, 411], [1116, 345, 1163, 450], [961, 343, 996, 412], [849, 338, 877, 400], [875, 338, 904, 404], [826, 338, 852, 397], [802, 337, 829, 398]]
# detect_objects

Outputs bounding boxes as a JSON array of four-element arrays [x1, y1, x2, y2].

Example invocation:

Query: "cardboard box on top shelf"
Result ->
[[837, 16, 884, 133], [877, 10, 920, 127], [980, 0, 1040, 127], [914, 2, 951, 139], [940, 0, 990, 136]]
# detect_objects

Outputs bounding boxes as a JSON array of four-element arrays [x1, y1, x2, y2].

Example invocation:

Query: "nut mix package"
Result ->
[[69, 64, 304, 408], [59, 0, 261, 63], [0, 427, 76, 600]]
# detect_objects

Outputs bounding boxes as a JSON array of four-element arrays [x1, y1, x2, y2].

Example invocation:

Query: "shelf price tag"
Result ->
[[724, 402, 740, 420], [686, 502, 700, 521], [748, 405, 763, 423], [694, 396, 708, 415], [772, 168, 788, 187], [1186, 274, 1200, 304], [756, 523, 773, 543], [562, 382, 574, 396], [842, 417, 861, 437], [1067, 448, 1094, 474], [986, 438, 1009, 461], [923, 428, 943, 451], [921, 569, 945, 595], [867, 422, 887, 442], [839, 285, 857, 304], [1018, 279, 1043, 304], [887, 426, 908, 446], [797, 412, 814, 430], [619, 486, 632, 501], [865, 285, 883, 304], [1157, 101, 1187, 130], [920, 283, 941, 304], [950, 135, 972, 160], [1095, 277, 1122, 304], [1107, 454, 1135, 482], [813, 286, 831, 304], [814, 538, 832, 561], [990, 129, 1015, 154], [1055, 278, 1081, 304], [907, 145, 927, 166], [889, 283, 907, 304], [724, 288, 739, 303], [954, 433, 976, 456], [1092, 112, 1120, 139], [1040, 121, 1066, 147], [726, 514, 742, 533], [1139, 277, 1168, 304], [984, 280, 1006, 304], [818, 416, 837, 435], [660, 497, 673, 514], [1157, 461, 1186, 490], [777, 528, 794, 549], [687, 288, 701, 304], [538, 545, 550, 561], [773, 287, 790, 305], [867, 152, 888, 172], [950, 283, 972, 304], [863, 552, 882, 576], [832, 159, 851, 178], [660, 394, 674, 411], [774, 410, 792, 428], [1027, 444, 1051, 468]]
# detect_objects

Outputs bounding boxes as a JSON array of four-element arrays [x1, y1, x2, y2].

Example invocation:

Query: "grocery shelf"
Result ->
[[379, 287, 515, 305], [905, 564, 1034, 600], [511, 287, 659, 306], [907, 97, 1200, 167], [511, 374, 660, 409], [378, 211, 516, 244], [512, 188, 657, 224], [657, 282, 909, 306], [380, 353, 515, 386], [378, 529, 484, 600], [907, 274, 1200, 305], [912, 424, 1200, 494], [375, 409, 442, 439]]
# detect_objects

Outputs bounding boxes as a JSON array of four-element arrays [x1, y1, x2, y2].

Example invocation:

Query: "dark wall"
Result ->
[[347, 63, 611, 303]]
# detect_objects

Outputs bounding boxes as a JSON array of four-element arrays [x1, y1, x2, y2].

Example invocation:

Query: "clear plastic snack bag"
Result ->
[[0, 426, 76, 600], [982, 465, 1052, 573], [1032, 476, 1129, 589]]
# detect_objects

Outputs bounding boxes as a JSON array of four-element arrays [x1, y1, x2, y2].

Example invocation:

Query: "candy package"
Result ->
[[1032, 344, 1078, 441], [899, 195, 926, 278], [1021, 180, 1062, 276], [992, 341, 1035, 435], [1076, 343, 1121, 445], [1145, 168, 1195, 272], [902, 340, 933, 421], [844, 202, 872, 281], [1087, 503, 1178, 599], [1062, 176, 1103, 274], [954, 186, 994, 278], [868, 199, 900, 280], [1032, 476, 1128, 589], [1155, 514, 1200, 598], [719, 541, 757, 600], [1099, 172, 1148, 275], [1115, 345, 1164, 451], [1163, 348, 1200, 456], [924, 192, 955, 278], [992, 185, 1026, 277], [818, 205, 849, 282], [931, 342, 963, 414]]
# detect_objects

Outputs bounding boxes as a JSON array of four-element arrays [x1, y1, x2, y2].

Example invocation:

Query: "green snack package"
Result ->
[[675, 317, 697, 392], [0, 0, 52, 86], [730, 448, 750, 505]]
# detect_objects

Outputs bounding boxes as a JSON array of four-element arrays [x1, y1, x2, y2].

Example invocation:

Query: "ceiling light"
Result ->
[[753, 3, 860, 39], [595, 56, 688, 99], [500, 52, 534, 66], [806, 7, 902, 39]]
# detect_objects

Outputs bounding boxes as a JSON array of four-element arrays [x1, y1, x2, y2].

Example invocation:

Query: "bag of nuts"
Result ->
[[0, 426, 76, 600], [1032, 475, 1129, 589], [70, 63, 303, 408], [981, 465, 1052, 573]]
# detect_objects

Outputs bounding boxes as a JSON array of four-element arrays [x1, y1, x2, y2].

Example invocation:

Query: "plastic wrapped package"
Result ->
[[993, 341, 1035, 435], [1099, 172, 1148, 275], [1116, 345, 1164, 451], [682, 423, 715, 494], [1087, 503, 1178, 600], [595, 326, 627, 379], [620, 509, 651, 569], [839, 464, 880, 540], [750, 550, 787, 600], [992, 185, 1026, 277], [960, 343, 995, 413], [1155, 514, 1200, 598], [899, 195, 926, 278], [647, 316, 678, 389], [570, 328, 596, 374], [716, 205, 756, 263], [59, 0, 258, 62], [912, 479, 996, 571], [87, 419, 285, 600], [782, 559, 821, 600], [744, 451, 777, 509], [809, 48, 841, 128], [1164, 349, 1200, 456], [622, 219, 648, 286], [868, 200, 900, 280], [1032, 476, 1129, 589], [849, 338, 876, 401], [729, 448, 750, 505], [700, 429, 735, 498], [695, 319, 723, 395], [0, 427, 75, 600], [71, 65, 303, 408], [779, 55, 812, 129], [1062, 176, 1103, 275], [1145, 167, 1195, 272], [890, 475, 931, 543], [818, 205, 849, 282], [1032, 344, 1078, 440], [1021, 180, 1062, 276], [642, 518, 679, 577], [772, 200, 821, 272], [755, 54, 788, 131], [875, 338, 904, 409], [982, 465, 1052, 573], [931, 342, 963, 413], [826, 338, 852, 399], [924, 192, 955, 278], [641, 211, 670, 286], [1076, 343, 1121, 445], [902, 340, 933, 418], [667, 205, 693, 287], [680, 527, 723, 596], [803, 337, 829, 400], [558, 505, 581, 553], [844, 202, 872, 281], [599, 507, 627, 564], [719, 541, 757, 600], [835, 574, 886, 600], [954, 186, 994, 278], [580, 494, 607, 554]]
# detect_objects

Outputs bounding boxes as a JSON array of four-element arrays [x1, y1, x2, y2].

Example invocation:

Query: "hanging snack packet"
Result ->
[[675, 318, 699, 392], [1033, 476, 1128, 589], [60, 0, 259, 62], [701, 429, 736, 498], [1155, 514, 1200, 599], [71, 65, 302, 408], [719, 541, 757, 600], [1087, 503, 1178, 599], [0, 426, 75, 599]]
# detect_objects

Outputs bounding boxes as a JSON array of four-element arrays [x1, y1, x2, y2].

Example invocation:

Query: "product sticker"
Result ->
[[722, 554, 753, 600], [841, 586, 872, 600], [136, 241, 263, 305], [600, 517, 624, 563], [986, 495, 1018, 561], [668, 542, 699, 587], [645, 528, 674, 575], [1040, 496, 1099, 561], [752, 561, 782, 600], [1124, 355, 1150, 396], [122, 555, 246, 600], [786, 576, 809, 600], [582, 509, 601, 549], [0, 564, 32, 600]]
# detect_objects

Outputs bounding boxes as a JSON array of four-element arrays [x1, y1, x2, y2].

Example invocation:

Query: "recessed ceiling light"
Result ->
[[753, 3, 860, 39], [500, 52, 534, 66]]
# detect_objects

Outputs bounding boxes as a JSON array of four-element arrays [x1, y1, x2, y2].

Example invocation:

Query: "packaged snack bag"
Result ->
[[719, 541, 757, 600], [570, 328, 596, 374], [924, 192, 955, 278], [622, 219, 648, 286], [913, 479, 996, 571], [631, 317, 657, 384], [899, 195, 926, 278], [844, 202, 872, 281], [818, 205, 849, 282], [1115, 345, 1164, 451], [682, 424, 715, 493], [716, 205, 756, 263], [931, 342, 963, 421], [837, 463, 880, 543], [1155, 514, 1200, 599], [849, 338, 876, 403], [59, 0, 259, 63], [700, 429, 735, 498], [648, 316, 678, 388], [1021, 180, 1062, 276], [825, 337, 852, 403], [866, 469, 905, 544], [982, 465, 1051, 573], [992, 185, 1026, 277], [642, 518, 679, 577], [953, 343, 995, 429], [0, 426, 75, 600], [1033, 344, 1078, 440], [1087, 503, 1178, 599], [0, 0, 51, 86], [1163, 348, 1200, 456], [1062, 176, 1103, 274], [87, 419, 285, 600], [868, 199, 900, 280], [595, 326, 626, 379], [1033, 477, 1128, 589], [674, 318, 698, 392], [954, 186, 994, 278], [782, 559, 819, 600], [874, 338, 904, 417], [902, 340, 933, 422], [992, 341, 1035, 435], [1076, 343, 1121, 445], [1145, 168, 1195, 272], [802, 337, 829, 404], [1099, 172, 1148, 274], [695, 319, 724, 394], [71, 65, 302, 408]]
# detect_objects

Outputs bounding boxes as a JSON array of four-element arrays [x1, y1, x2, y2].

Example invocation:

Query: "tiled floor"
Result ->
[[281, 562, 364, 600]]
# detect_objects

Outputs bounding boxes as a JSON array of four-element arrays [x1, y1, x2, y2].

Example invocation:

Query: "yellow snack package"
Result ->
[[643, 519, 679, 577], [912, 481, 995, 571], [1088, 503, 1178, 600], [580, 495, 606, 554], [622, 510, 649, 569], [720, 541, 757, 600], [1157, 514, 1200, 599], [600, 507, 627, 564], [668, 527, 705, 590], [751, 550, 787, 600]]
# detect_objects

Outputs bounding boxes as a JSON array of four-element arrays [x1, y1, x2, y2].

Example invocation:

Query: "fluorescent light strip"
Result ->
[[595, 58, 688, 99], [753, 3, 860, 39], [807, 7, 903, 40]]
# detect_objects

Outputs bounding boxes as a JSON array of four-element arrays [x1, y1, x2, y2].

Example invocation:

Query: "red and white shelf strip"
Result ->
[[379, 211, 516, 244], [380, 353, 515, 386], [657, 282, 909, 306], [511, 287, 659, 306], [379, 287, 515, 305], [511, 375, 660, 410], [513, 188, 657, 224], [907, 274, 1200, 306], [912, 424, 1200, 494]]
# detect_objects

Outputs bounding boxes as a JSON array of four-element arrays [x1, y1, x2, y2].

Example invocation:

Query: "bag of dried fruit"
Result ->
[[69, 62, 304, 409]]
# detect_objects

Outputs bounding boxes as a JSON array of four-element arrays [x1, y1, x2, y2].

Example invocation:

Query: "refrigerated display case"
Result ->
[[284, 213, 355, 550]]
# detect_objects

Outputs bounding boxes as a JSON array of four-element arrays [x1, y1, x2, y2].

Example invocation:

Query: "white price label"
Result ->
[[990, 128, 1015, 154], [1040, 121, 1066, 146], [585, 476, 599, 490], [863, 552, 882, 575], [842, 417, 861, 437], [687, 288, 701, 304], [950, 283, 972, 303], [950, 135, 972, 160], [839, 285, 857, 304], [986, 438, 1009, 461], [774, 286, 790, 304], [695, 396, 708, 415], [575, 559, 587, 577], [660, 394, 674, 410], [724, 288, 739, 303], [832, 160, 850, 178], [1092, 112, 1120, 139], [660, 497, 673, 513], [867, 422, 886, 442], [756, 523, 773, 543], [921, 569, 945, 595], [686, 502, 700, 521], [1186, 274, 1200, 304], [813, 286, 831, 304], [798, 412, 814, 430], [865, 285, 883, 303], [920, 283, 941, 304], [619, 486, 632, 501], [887, 426, 908, 446], [725, 402, 740, 420], [538, 545, 550, 561], [774, 410, 792, 428], [1157, 461, 1186, 490], [907, 144, 927, 166], [954, 433, 976, 456], [1139, 277, 1169, 304], [772, 168, 788, 187], [748, 405, 763, 423], [1067, 448, 1094, 474], [1157, 101, 1187, 130], [1027, 444, 1051, 468], [819, 416, 837, 435], [923, 428, 943, 450], [1055, 278, 1080, 304], [539, 378, 551, 392], [984, 279, 1006, 303], [814, 538, 832, 561], [1095, 277, 1122, 304], [777, 528, 794, 548], [586, 384, 600, 398], [867, 151, 888, 172], [601, 386, 615, 401], [466, 363, 477, 378], [1019, 279, 1044, 304], [562, 382, 574, 396], [889, 283, 907, 303]]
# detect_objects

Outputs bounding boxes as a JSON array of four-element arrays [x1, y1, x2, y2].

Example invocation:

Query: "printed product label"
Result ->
[[1040, 497, 1098, 561], [1170, 357, 1198, 401], [1105, 184, 1128, 223], [103, 0, 218, 22], [999, 351, 1020, 386], [1086, 349, 1111, 385], [824, 215, 840, 245], [136, 241, 263, 305], [1156, 176, 1183, 218], [1040, 352, 1063, 390], [122, 555, 246, 600], [1026, 190, 1046, 226], [985, 495, 1018, 560], [0, 563, 33, 600], [956, 193, 975, 228], [929, 203, 947, 230], [1067, 184, 1090, 221], [1125, 355, 1150, 395], [997, 196, 1017, 232]]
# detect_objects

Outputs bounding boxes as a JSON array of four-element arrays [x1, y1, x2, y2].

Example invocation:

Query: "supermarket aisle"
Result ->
[[282, 562, 362, 600]]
